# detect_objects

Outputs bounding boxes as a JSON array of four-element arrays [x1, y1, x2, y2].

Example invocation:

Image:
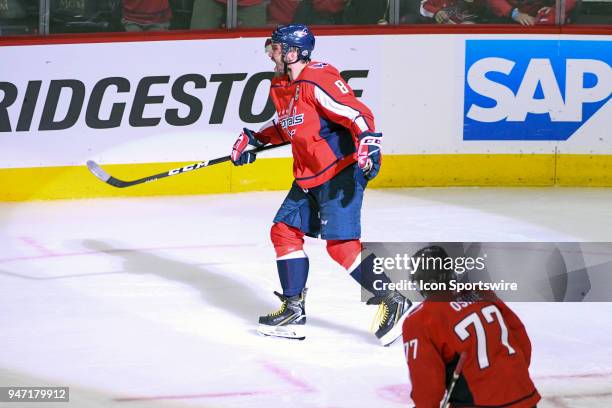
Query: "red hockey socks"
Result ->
[[327, 239, 391, 297], [270, 222, 308, 297]]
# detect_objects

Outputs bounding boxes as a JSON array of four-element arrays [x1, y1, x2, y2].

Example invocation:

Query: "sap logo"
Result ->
[[464, 40, 611, 141], [467, 58, 610, 123]]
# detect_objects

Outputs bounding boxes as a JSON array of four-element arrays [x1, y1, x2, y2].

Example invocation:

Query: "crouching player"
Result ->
[[230, 24, 411, 345], [402, 246, 541, 407]]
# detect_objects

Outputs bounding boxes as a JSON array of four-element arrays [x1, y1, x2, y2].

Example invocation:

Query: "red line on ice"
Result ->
[[261, 361, 316, 392], [113, 361, 319, 404], [17, 236, 58, 257], [377, 372, 612, 405], [377, 384, 411, 404], [114, 390, 271, 402]]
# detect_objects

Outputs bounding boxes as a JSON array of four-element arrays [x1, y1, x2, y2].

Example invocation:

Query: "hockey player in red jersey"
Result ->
[[230, 24, 411, 345], [402, 246, 541, 407]]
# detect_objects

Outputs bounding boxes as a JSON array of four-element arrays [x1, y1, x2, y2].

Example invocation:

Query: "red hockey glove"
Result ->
[[231, 128, 264, 166], [357, 131, 382, 180]]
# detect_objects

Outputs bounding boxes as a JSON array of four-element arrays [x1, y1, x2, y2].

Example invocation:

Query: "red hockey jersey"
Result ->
[[122, 0, 172, 24], [402, 291, 540, 408], [268, 0, 345, 24], [420, 0, 487, 23], [488, 0, 576, 23], [256, 61, 376, 189]]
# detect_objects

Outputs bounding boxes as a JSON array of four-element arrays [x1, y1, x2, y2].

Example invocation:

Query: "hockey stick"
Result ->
[[441, 351, 468, 408], [86, 141, 290, 188]]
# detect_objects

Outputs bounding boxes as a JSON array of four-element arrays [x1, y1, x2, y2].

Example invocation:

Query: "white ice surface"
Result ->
[[1, 187, 612, 408]]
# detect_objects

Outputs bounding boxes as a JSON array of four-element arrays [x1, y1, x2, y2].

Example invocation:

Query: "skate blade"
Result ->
[[379, 303, 413, 347], [257, 324, 306, 340]]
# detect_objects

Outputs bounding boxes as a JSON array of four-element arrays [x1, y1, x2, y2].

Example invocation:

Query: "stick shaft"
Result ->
[[441, 352, 468, 408], [87, 142, 290, 188]]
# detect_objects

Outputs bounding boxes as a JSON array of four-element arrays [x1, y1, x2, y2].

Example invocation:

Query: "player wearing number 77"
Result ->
[[402, 246, 541, 408], [230, 24, 412, 344]]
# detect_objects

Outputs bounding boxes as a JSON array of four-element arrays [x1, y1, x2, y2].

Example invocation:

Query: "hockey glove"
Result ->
[[357, 131, 382, 180], [231, 128, 264, 166]]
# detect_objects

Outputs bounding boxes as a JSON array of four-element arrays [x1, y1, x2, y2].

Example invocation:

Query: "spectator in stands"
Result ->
[[0, 0, 26, 20], [268, 0, 345, 26], [343, 0, 390, 24], [267, 0, 298, 25], [191, 0, 266, 29], [488, 0, 576, 24], [573, 2, 612, 25], [122, 0, 172, 31], [420, 0, 487, 23], [0, 0, 28, 35], [400, 0, 424, 23], [294, 0, 345, 25]]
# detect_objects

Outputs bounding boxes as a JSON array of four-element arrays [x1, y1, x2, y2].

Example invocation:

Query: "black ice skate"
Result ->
[[367, 291, 412, 346], [257, 289, 307, 340]]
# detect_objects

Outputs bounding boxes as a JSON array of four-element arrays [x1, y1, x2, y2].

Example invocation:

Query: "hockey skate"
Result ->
[[368, 291, 412, 346], [257, 289, 307, 340]]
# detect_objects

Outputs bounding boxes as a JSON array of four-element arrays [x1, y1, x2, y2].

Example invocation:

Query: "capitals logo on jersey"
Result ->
[[463, 40, 612, 140], [280, 107, 304, 136], [309, 62, 329, 69]]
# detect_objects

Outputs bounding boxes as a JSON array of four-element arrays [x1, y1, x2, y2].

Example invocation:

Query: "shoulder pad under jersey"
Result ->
[[299, 61, 343, 85]]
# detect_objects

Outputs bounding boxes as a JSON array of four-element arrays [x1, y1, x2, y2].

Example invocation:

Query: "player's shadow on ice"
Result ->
[[82, 240, 377, 343]]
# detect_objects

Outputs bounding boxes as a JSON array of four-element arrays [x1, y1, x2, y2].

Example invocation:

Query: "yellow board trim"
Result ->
[[556, 154, 612, 187], [1, 154, 611, 201]]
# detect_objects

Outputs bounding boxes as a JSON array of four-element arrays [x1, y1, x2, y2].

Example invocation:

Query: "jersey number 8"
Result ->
[[334, 80, 349, 94]]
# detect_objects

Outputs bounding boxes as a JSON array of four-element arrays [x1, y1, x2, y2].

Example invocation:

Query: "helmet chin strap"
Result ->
[[282, 54, 299, 77], [283, 54, 300, 66], [282, 44, 303, 66]]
